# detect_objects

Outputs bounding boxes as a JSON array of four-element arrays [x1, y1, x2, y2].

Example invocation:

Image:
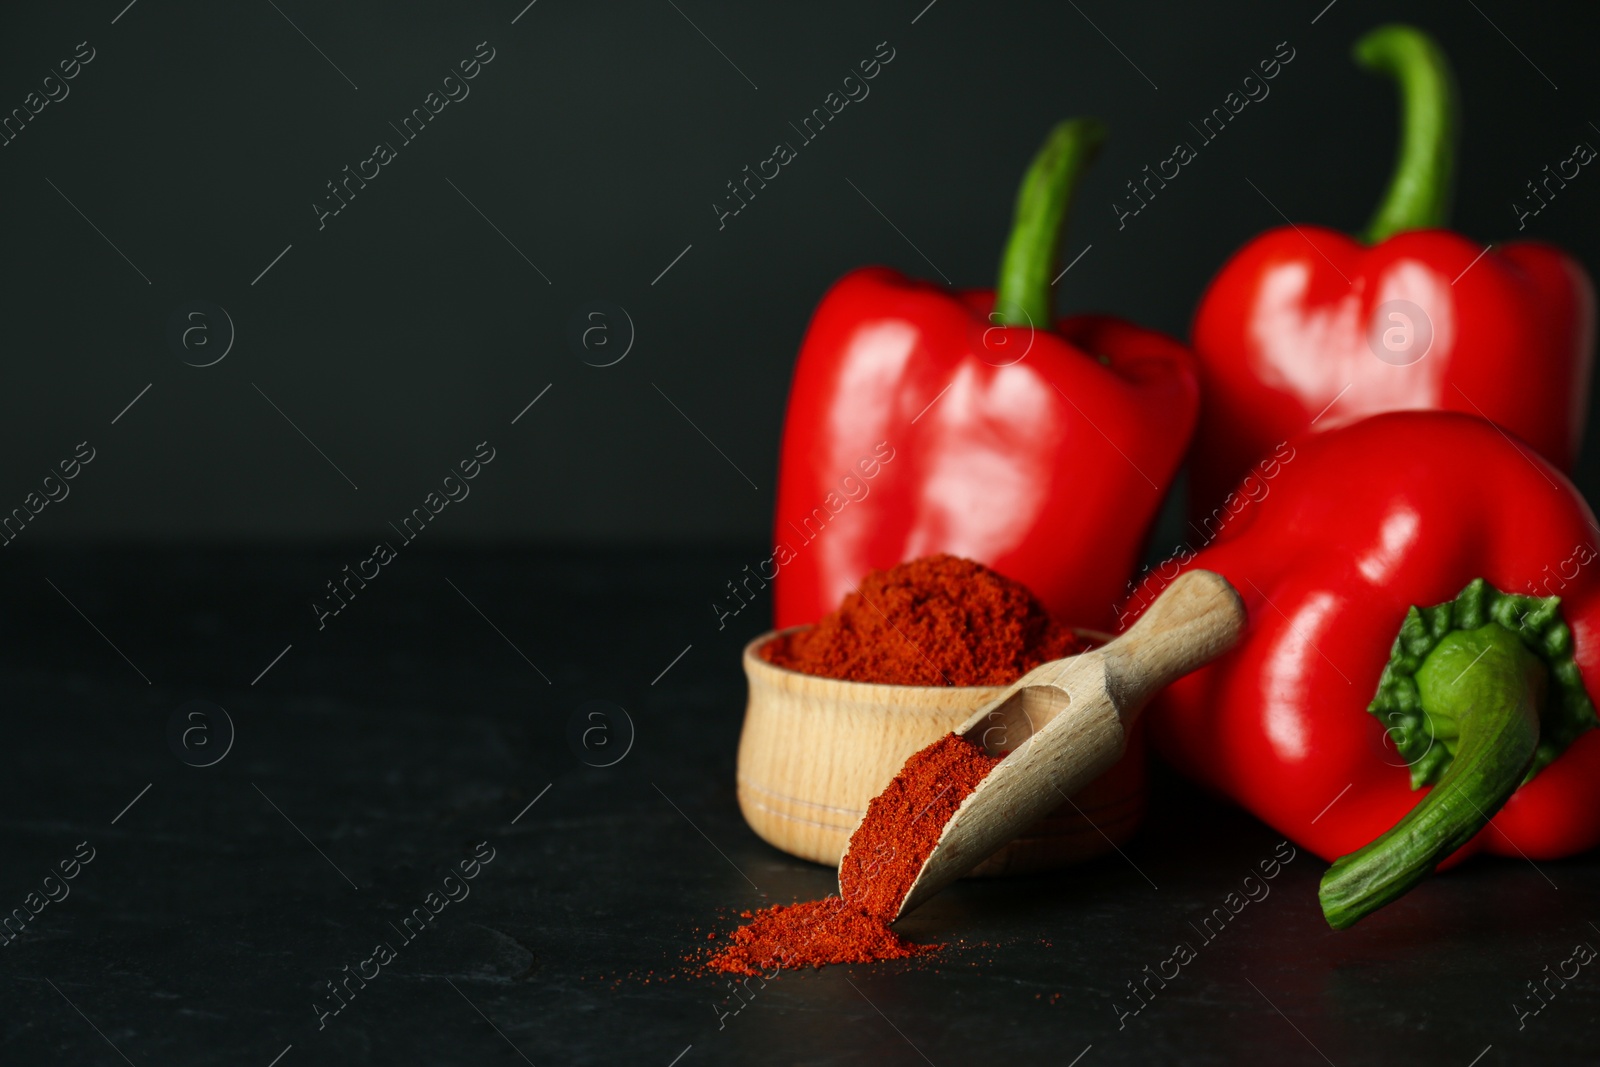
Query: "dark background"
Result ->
[[6, 3, 1600, 1066], [0, 0, 1596, 546]]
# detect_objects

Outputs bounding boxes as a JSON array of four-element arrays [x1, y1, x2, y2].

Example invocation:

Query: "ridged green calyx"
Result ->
[[1320, 579, 1596, 930]]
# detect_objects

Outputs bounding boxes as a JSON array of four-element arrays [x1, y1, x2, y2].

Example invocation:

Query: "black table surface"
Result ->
[[2, 547, 1597, 1066]]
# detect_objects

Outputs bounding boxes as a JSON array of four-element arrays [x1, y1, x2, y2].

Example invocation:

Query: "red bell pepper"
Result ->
[[1134, 410, 1600, 928], [772, 120, 1198, 631], [1187, 24, 1595, 518]]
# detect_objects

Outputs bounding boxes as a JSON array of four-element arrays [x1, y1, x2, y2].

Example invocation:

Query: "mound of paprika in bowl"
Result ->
[[737, 554, 1145, 874]]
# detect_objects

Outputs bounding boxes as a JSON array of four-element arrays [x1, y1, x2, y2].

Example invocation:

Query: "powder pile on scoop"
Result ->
[[707, 733, 1001, 975]]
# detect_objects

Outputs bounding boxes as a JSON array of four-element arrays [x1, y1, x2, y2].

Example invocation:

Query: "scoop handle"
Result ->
[[1101, 570, 1246, 718]]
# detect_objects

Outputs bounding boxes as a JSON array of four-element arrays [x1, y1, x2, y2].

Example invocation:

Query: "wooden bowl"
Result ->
[[735, 630, 1146, 875]]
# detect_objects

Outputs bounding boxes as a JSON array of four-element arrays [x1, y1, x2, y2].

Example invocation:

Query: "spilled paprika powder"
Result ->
[[760, 554, 1085, 686], [708, 733, 1001, 975]]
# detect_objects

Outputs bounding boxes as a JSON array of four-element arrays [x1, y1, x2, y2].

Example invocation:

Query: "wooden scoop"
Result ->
[[857, 569, 1247, 920]]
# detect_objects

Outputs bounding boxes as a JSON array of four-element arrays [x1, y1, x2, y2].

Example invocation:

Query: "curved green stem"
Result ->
[[993, 118, 1106, 326], [1320, 624, 1543, 929], [1354, 24, 1458, 243]]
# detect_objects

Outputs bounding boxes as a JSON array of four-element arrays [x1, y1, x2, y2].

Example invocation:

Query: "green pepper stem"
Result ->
[[993, 118, 1106, 327], [1354, 24, 1458, 243], [1320, 624, 1543, 929]]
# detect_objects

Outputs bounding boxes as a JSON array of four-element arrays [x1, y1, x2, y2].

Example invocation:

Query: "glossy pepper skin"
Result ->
[[772, 121, 1198, 631], [1188, 24, 1595, 517], [1135, 411, 1600, 923]]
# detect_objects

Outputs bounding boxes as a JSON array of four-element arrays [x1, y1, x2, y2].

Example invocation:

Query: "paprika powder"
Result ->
[[708, 733, 1000, 975], [761, 554, 1085, 686]]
